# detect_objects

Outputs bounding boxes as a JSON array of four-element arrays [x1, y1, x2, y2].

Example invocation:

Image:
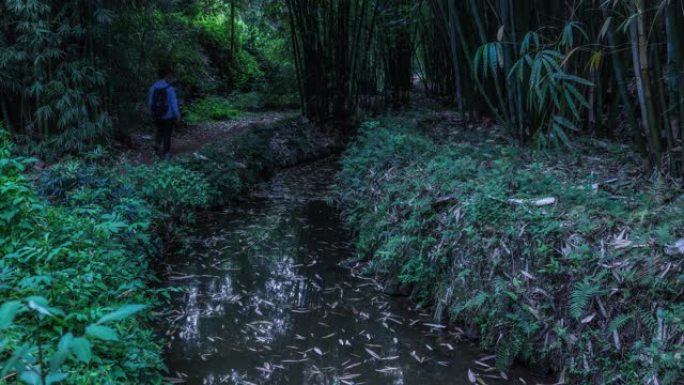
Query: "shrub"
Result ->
[[123, 162, 213, 224], [185, 96, 242, 124], [0, 128, 165, 384]]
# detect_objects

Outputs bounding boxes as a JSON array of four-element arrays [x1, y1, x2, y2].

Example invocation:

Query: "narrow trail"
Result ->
[[126, 111, 297, 164]]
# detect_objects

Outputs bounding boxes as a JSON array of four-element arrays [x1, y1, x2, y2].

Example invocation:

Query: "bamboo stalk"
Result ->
[[630, 1, 661, 166]]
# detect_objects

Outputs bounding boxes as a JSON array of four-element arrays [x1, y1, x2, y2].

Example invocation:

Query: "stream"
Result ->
[[164, 158, 537, 385]]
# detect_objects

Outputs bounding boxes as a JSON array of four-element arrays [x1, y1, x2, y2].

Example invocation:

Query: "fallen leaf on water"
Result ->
[[474, 360, 491, 368], [375, 367, 399, 373], [338, 374, 362, 380], [468, 369, 477, 383], [410, 350, 425, 363], [423, 323, 447, 329], [344, 362, 362, 370], [364, 347, 381, 359], [163, 377, 186, 384]]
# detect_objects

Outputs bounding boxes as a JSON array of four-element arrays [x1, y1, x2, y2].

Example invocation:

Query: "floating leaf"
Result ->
[[468, 369, 477, 383]]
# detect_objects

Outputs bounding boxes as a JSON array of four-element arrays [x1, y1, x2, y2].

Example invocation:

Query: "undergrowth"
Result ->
[[184, 96, 242, 124], [177, 117, 334, 204], [0, 134, 208, 384], [0, 117, 332, 384], [337, 116, 684, 384]]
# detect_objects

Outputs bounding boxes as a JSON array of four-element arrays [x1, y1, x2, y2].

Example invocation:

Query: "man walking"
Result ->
[[148, 67, 181, 159]]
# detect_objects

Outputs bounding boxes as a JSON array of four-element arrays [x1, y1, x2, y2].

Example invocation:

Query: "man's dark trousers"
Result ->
[[155, 119, 174, 156]]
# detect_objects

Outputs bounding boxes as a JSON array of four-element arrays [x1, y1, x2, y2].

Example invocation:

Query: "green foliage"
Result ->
[[337, 116, 684, 383], [511, 46, 593, 148], [1, 0, 297, 158], [475, 30, 593, 147], [124, 163, 213, 223], [185, 97, 242, 124], [1, 113, 328, 384], [0, 0, 113, 155], [176, 117, 327, 204], [0, 129, 165, 384]]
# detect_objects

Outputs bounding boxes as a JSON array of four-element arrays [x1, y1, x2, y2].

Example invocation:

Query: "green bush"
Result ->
[[0, 131, 165, 384], [0, 121, 219, 384], [176, 117, 329, 204], [124, 162, 213, 226], [337, 117, 684, 384], [185, 96, 242, 124], [228, 92, 263, 111]]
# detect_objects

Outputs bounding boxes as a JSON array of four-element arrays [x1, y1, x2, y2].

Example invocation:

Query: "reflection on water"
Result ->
[[165, 159, 535, 385]]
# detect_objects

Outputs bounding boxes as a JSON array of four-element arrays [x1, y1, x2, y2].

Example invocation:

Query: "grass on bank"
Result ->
[[184, 96, 242, 125], [183, 92, 299, 125], [336, 115, 684, 384]]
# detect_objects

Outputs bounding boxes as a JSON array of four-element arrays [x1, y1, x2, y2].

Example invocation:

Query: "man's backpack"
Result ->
[[151, 85, 170, 120]]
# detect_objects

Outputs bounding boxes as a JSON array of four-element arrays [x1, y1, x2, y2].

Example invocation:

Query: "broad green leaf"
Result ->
[[45, 372, 69, 385], [96, 304, 146, 324], [0, 301, 23, 329], [562, 87, 582, 120], [71, 337, 92, 362], [565, 82, 591, 108], [20, 371, 42, 385], [86, 324, 119, 341], [551, 123, 572, 148], [49, 333, 73, 372]]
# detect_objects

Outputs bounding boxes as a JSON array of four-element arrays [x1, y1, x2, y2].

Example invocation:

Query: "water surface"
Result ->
[[165, 159, 535, 385]]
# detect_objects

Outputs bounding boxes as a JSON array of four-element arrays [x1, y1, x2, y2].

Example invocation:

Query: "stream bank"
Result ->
[[335, 114, 684, 384]]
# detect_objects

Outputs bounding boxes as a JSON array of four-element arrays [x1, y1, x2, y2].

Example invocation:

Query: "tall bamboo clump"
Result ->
[[0, 0, 170, 154], [286, 0, 379, 123], [0, 0, 115, 151], [424, 0, 684, 173], [376, 0, 415, 108]]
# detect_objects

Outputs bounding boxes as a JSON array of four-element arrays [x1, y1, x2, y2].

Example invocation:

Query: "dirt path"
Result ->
[[126, 111, 297, 164]]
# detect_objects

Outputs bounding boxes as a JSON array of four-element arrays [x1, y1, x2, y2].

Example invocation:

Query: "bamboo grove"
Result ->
[[0, 0, 280, 158], [286, 0, 684, 174], [2, 1, 684, 170]]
